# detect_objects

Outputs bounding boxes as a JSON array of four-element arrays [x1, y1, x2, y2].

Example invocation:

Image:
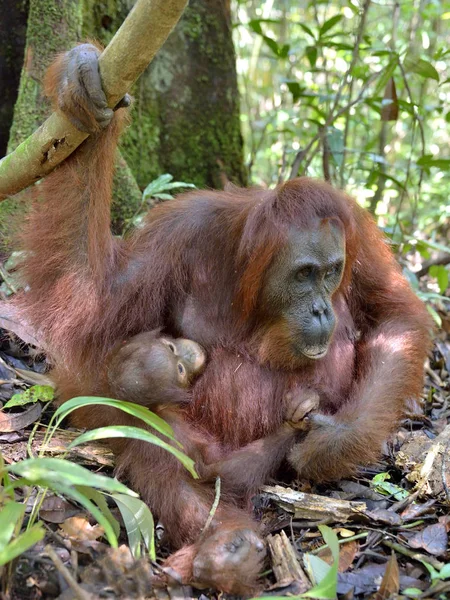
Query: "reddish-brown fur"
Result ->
[[15, 50, 433, 593]]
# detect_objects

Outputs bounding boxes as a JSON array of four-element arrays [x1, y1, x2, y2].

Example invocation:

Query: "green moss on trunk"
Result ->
[[120, 0, 246, 190], [0, 0, 82, 250]]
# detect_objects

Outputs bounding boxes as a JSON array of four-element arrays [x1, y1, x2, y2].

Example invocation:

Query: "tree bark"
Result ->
[[0, 0, 82, 249], [0, 0, 29, 159], [85, 0, 246, 190], [0, 0, 245, 251]]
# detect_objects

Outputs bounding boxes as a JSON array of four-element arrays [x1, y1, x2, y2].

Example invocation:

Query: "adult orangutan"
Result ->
[[15, 44, 432, 593]]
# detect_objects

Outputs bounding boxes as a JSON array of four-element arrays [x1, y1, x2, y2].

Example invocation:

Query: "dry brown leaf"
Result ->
[[318, 539, 359, 573], [60, 516, 104, 542], [409, 523, 448, 556], [374, 552, 400, 600], [39, 495, 81, 524]]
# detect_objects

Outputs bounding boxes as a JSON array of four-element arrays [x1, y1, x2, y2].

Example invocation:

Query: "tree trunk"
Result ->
[[0, 0, 142, 250], [1, 0, 245, 250], [0, 0, 84, 250], [0, 0, 29, 159], [84, 0, 246, 190]]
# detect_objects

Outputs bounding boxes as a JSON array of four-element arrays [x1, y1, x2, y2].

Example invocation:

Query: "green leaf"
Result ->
[[319, 15, 343, 37], [3, 385, 54, 409], [286, 81, 305, 103], [247, 18, 281, 35], [113, 493, 156, 560], [263, 36, 281, 57], [68, 426, 198, 479], [429, 265, 449, 294], [51, 397, 178, 445], [404, 54, 439, 82], [77, 487, 121, 539], [306, 45, 318, 68], [143, 174, 173, 198], [402, 589, 423, 598], [142, 175, 194, 201], [438, 563, 450, 579], [0, 502, 25, 550], [304, 554, 331, 586], [153, 193, 175, 201], [0, 524, 45, 566], [410, 236, 450, 255], [302, 525, 339, 598], [416, 155, 450, 170], [371, 472, 409, 500], [298, 23, 316, 40], [426, 305, 442, 327], [7, 458, 137, 496]]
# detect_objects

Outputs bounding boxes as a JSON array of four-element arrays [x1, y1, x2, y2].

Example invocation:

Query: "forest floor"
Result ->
[[0, 317, 449, 600]]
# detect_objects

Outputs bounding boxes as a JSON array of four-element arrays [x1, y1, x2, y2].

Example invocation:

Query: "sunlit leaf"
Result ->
[[51, 397, 178, 444], [302, 525, 339, 598], [113, 493, 156, 560], [0, 525, 44, 566], [319, 15, 343, 37], [404, 54, 439, 82], [8, 458, 136, 496], [69, 426, 198, 478], [429, 265, 449, 294], [0, 502, 25, 550], [4, 385, 54, 409]]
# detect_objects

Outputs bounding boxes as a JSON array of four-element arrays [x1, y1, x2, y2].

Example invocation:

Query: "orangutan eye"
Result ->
[[177, 363, 185, 375], [167, 342, 176, 353], [296, 265, 313, 280]]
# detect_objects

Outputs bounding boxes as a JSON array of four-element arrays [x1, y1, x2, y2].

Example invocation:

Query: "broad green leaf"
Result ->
[[153, 193, 175, 201], [302, 525, 339, 598], [263, 36, 281, 57], [4, 385, 54, 409], [304, 554, 331, 586], [0, 524, 45, 566], [404, 54, 439, 82], [371, 472, 409, 500], [68, 426, 198, 479], [113, 492, 156, 560], [319, 15, 343, 37], [429, 265, 449, 294], [155, 182, 195, 191], [286, 81, 305, 103], [416, 156, 450, 170], [7, 458, 136, 496], [438, 564, 450, 579], [0, 502, 25, 549], [51, 397, 178, 445], [306, 46, 318, 68]]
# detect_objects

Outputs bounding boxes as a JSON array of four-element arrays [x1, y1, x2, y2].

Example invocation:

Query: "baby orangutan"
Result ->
[[105, 330, 206, 407], [105, 331, 319, 499]]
